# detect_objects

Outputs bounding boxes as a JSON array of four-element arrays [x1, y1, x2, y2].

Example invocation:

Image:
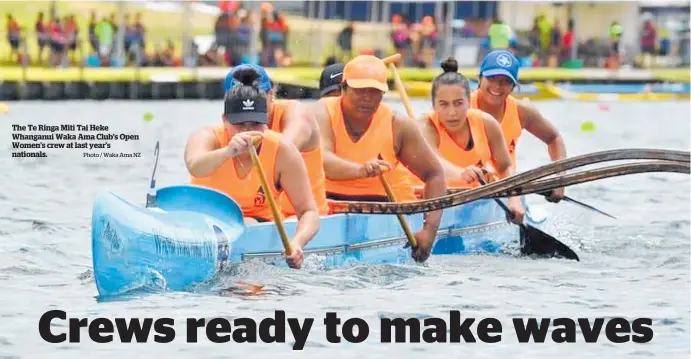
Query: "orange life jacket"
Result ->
[[470, 90, 522, 168], [269, 99, 329, 216], [417, 108, 493, 188], [190, 125, 283, 221], [322, 96, 416, 201]]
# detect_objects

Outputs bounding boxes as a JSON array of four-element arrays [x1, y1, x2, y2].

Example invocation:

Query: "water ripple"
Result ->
[[1, 100, 688, 358]]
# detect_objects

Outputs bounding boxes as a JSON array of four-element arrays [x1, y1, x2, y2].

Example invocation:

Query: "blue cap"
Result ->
[[478, 50, 520, 85], [223, 64, 273, 93]]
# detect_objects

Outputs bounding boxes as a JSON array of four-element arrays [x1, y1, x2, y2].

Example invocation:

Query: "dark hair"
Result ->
[[431, 57, 471, 102], [229, 67, 267, 98], [224, 67, 268, 118]]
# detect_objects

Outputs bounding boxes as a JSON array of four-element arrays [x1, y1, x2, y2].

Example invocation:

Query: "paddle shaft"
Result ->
[[388, 63, 416, 120], [248, 142, 292, 256], [379, 175, 418, 248], [476, 177, 518, 222], [381, 53, 418, 249], [557, 195, 616, 219]]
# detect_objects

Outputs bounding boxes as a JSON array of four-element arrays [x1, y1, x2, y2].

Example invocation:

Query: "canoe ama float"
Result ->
[[91, 184, 548, 297]]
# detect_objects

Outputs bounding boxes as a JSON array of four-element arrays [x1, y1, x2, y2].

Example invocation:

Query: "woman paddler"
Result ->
[[408, 57, 524, 224], [185, 67, 320, 269], [224, 64, 329, 218], [470, 50, 567, 203]]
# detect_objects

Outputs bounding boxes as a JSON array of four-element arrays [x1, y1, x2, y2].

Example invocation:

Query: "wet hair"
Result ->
[[226, 66, 268, 102], [431, 57, 471, 103]]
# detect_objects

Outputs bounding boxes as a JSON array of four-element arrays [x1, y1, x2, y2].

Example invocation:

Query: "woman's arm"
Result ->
[[275, 138, 320, 249], [184, 127, 228, 177]]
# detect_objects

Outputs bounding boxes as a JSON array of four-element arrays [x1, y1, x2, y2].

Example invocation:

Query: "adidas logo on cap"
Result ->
[[242, 99, 255, 110]]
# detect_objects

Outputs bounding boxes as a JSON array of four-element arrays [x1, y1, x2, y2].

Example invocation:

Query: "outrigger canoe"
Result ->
[[91, 184, 547, 298]]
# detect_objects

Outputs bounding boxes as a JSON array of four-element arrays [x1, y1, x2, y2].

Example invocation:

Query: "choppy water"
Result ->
[[0, 99, 689, 358]]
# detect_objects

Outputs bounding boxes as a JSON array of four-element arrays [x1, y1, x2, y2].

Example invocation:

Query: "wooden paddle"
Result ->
[[476, 177, 580, 261], [247, 135, 292, 256], [378, 53, 417, 249]]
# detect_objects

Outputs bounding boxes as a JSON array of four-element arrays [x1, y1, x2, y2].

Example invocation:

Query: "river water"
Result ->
[[0, 99, 689, 358]]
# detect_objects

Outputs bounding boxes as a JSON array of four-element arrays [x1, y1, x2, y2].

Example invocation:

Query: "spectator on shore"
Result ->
[[658, 26, 670, 56], [418, 16, 437, 67], [259, 2, 273, 65], [133, 13, 146, 51], [124, 13, 135, 54], [48, 15, 67, 67], [6, 13, 21, 64], [488, 15, 512, 50], [640, 18, 657, 56], [538, 14, 552, 63], [561, 19, 574, 63], [639, 16, 657, 68], [35, 12, 48, 65], [547, 19, 562, 67], [336, 21, 354, 61], [236, 9, 252, 63], [95, 16, 114, 62], [64, 14, 79, 65], [528, 17, 541, 65], [123, 13, 145, 64], [262, 10, 288, 66], [607, 20, 623, 68], [88, 11, 99, 53], [390, 14, 410, 65]]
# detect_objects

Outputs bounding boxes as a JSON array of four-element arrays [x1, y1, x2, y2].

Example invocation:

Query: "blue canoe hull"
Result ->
[[91, 185, 542, 297]]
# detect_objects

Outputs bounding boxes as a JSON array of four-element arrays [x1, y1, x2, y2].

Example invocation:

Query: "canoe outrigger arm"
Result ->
[[145, 141, 160, 208]]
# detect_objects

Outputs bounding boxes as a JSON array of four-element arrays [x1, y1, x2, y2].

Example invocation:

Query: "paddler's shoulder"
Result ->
[[274, 98, 300, 112], [513, 95, 541, 121], [186, 124, 223, 149], [474, 108, 503, 135], [312, 97, 335, 119], [190, 124, 222, 138], [414, 110, 434, 128], [391, 108, 419, 135]]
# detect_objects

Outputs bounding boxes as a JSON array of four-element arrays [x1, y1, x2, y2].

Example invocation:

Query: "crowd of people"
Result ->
[[2, 3, 293, 68], [4, 10, 150, 67], [209, 2, 292, 67], [474, 14, 688, 69], [3, 5, 686, 69]]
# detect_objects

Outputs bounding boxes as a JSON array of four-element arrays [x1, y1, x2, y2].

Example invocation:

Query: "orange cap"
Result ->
[[342, 55, 389, 93]]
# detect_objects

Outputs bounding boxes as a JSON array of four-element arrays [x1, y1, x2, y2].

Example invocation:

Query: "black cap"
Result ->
[[318, 63, 344, 97], [224, 95, 268, 124]]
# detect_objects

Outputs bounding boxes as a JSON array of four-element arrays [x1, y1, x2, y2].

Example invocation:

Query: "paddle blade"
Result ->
[[520, 224, 580, 261]]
